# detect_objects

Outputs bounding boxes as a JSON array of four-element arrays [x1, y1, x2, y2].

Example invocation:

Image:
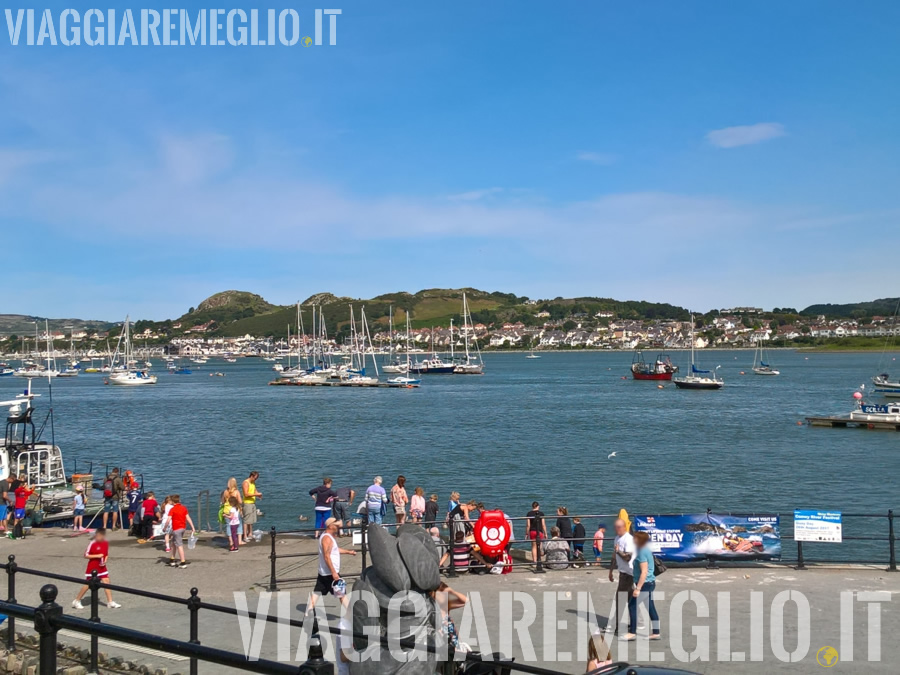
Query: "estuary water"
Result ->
[[2, 350, 897, 543]]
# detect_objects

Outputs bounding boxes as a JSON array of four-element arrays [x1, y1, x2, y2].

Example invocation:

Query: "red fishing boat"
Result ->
[[631, 351, 678, 380]]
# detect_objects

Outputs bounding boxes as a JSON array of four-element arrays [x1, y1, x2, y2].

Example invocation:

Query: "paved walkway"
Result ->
[[3, 529, 898, 673]]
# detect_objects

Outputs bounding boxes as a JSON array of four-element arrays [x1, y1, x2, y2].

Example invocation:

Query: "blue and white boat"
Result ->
[[673, 314, 723, 390]]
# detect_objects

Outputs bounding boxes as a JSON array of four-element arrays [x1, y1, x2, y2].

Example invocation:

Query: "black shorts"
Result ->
[[314, 574, 335, 596]]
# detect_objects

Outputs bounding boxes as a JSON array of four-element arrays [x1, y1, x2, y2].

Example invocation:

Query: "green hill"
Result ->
[[179, 291, 280, 328], [205, 288, 689, 339], [801, 297, 900, 319]]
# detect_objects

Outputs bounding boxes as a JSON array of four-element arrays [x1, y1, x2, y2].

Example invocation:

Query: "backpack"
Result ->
[[103, 479, 114, 498]]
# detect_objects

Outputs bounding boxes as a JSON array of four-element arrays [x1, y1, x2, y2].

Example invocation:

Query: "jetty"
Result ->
[[806, 415, 900, 430], [269, 379, 419, 388]]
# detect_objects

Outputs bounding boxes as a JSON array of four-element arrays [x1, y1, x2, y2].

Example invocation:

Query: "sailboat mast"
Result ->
[[463, 293, 472, 362], [450, 319, 455, 361], [690, 313, 695, 368]]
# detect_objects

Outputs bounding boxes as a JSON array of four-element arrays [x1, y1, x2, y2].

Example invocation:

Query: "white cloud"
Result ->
[[447, 187, 504, 201], [1, 131, 893, 317], [575, 151, 617, 165], [160, 133, 234, 185], [706, 123, 786, 149], [0, 149, 56, 185]]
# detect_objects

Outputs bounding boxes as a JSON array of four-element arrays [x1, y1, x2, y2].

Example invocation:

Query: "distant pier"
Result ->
[[269, 379, 419, 388]]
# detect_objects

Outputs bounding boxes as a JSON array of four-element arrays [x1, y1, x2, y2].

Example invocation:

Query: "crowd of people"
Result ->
[[303, 475, 662, 664], [0, 473, 39, 539], [61, 469, 660, 643]]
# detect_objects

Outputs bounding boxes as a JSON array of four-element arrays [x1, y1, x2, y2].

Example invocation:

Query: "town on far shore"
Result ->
[[2, 289, 897, 358]]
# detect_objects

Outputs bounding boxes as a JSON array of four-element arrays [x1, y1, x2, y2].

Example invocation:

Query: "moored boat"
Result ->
[[107, 316, 157, 385], [849, 400, 900, 423], [631, 351, 678, 380], [109, 370, 158, 385], [872, 373, 900, 390], [410, 357, 456, 374], [673, 314, 723, 390]]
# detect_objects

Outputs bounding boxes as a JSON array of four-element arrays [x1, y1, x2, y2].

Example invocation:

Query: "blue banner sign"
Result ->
[[634, 513, 782, 561], [793, 510, 842, 543]]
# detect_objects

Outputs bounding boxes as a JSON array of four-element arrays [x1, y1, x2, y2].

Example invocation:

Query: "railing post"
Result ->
[[34, 584, 62, 675], [796, 541, 806, 570], [447, 521, 457, 578], [188, 587, 200, 675], [298, 633, 333, 674], [360, 519, 368, 572], [88, 570, 101, 673], [535, 534, 545, 574], [889, 509, 896, 572], [6, 555, 16, 652], [268, 527, 279, 592]]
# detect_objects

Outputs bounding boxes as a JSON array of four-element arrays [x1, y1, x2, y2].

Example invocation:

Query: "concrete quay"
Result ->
[[0, 528, 897, 673]]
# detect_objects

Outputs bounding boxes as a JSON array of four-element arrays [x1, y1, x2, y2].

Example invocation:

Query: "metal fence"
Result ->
[[266, 508, 897, 591], [0, 555, 564, 675]]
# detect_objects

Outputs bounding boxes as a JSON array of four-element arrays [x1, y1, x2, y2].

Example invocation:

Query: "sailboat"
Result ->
[[526, 345, 541, 359], [108, 317, 158, 385], [751, 337, 780, 376], [673, 314, 723, 390], [382, 306, 409, 373], [341, 305, 380, 384], [411, 326, 456, 374], [453, 293, 485, 374], [872, 299, 900, 393], [58, 328, 81, 377], [388, 313, 421, 386]]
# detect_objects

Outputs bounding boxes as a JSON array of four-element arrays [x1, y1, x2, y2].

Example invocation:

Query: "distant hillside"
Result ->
[[206, 288, 690, 338], [801, 298, 900, 319], [0, 315, 113, 336], [178, 291, 280, 328]]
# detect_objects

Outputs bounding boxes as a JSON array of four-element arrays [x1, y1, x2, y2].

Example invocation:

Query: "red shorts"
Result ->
[[528, 531, 544, 540], [85, 567, 108, 580]]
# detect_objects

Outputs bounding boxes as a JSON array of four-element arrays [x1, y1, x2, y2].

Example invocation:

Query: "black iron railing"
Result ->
[[1, 555, 566, 675], [266, 507, 897, 590]]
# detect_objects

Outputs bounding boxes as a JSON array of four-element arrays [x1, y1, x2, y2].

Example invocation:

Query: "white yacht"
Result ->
[[673, 314, 723, 390]]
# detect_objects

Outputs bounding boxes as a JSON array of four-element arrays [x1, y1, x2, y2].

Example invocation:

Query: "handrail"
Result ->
[[1, 563, 571, 675], [196, 489, 212, 532], [266, 507, 897, 588]]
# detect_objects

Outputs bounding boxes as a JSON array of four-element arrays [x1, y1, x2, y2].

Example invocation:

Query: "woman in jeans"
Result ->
[[625, 531, 660, 640]]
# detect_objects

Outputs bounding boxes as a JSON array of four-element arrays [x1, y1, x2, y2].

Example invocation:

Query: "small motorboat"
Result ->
[[849, 400, 900, 423], [872, 373, 900, 390], [387, 376, 421, 386]]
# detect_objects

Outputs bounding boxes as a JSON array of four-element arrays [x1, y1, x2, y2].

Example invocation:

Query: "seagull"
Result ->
[[607, 452, 617, 459]]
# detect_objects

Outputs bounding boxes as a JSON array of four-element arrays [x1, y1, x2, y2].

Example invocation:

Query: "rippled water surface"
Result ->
[[2, 350, 897, 533]]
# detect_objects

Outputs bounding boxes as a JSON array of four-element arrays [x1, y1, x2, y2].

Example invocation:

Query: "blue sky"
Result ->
[[1, 1, 898, 320]]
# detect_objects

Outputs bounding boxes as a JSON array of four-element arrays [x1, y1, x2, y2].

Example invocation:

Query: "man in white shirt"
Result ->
[[307, 518, 356, 614], [607, 518, 635, 634]]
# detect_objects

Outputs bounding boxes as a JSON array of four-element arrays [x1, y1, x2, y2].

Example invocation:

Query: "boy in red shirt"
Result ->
[[10, 475, 34, 539], [71, 528, 121, 609], [167, 495, 196, 568], [137, 491, 160, 543]]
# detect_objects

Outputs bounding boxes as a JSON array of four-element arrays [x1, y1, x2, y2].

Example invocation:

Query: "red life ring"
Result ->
[[474, 510, 511, 558]]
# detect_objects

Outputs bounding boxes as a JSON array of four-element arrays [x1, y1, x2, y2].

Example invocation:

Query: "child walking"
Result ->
[[72, 529, 121, 609], [160, 495, 175, 553], [226, 496, 242, 551], [166, 495, 196, 568], [72, 485, 86, 531]]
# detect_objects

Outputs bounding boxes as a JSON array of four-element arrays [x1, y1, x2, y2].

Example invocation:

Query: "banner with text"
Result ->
[[793, 510, 842, 543], [634, 513, 782, 561]]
